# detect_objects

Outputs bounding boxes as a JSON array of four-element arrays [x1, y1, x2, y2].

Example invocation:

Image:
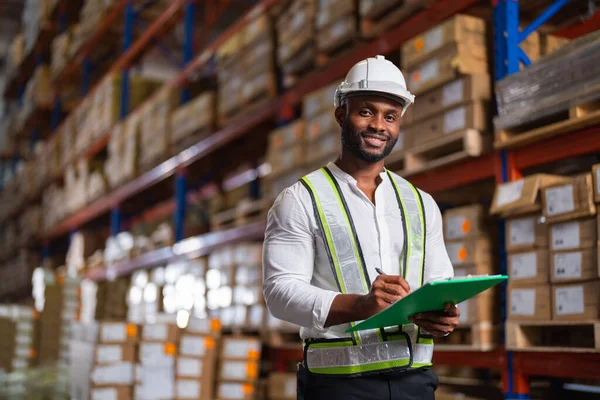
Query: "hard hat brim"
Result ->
[[334, 80, 415, 115]]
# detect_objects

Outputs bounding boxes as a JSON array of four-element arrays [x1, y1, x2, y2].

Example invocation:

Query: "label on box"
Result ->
[[446, 243, 466, 265], [12, 358, 27, 370], [223, 339, 261, 359], [496, 180, 524, 206], [177, 380, 200, 398], [551, 222, 580, 250], [554, 252, 582, 279], [596, 168, 600, 195], [186, 318, 211, 334], [414, 58, 439, 87], [222, 361, 254, 380], [220, 383, 245, 399], [510, 289, 536, 316], [457, 299, 470, 324], [555, 286, 584, 315], [545, 185, 575, 216], [143, 324, 168, 341], [442, 80, 464, 106], [96, 345, 122, 364], [92, 362, 134, 385], [16, 335, 32, 346], [177, 358, 203, 377], [445, 216, 469, 240], [285, 379, 296, 397], [15, 346, 29, 358], [510, 252, 537, 279], [17, 321, 33, 332], [140, 342, 173, 364], [509, 217, 535, 246], [292, 12, 305, 31], [91, 389, 117, 400], [101, 323, 127, 342], [425, 26, 443, 52], [180, 336, 206, 357], [331, 20, 347, 41]]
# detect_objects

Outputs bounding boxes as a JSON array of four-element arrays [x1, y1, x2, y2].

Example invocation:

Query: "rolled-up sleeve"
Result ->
[[421, 192, 454, 283], [262, 187, 338, 332]]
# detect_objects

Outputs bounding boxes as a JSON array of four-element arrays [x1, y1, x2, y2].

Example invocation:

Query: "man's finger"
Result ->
[[374, 289, 400, 304], [409, 319, 449, 337], [381, 275, 410, 292], [444, 303, 459, 316], [413, 313, 458, 327], [380, 282, 409, 297]]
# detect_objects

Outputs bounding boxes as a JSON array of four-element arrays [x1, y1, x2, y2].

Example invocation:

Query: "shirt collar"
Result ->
[[326, 161, 389, 186]]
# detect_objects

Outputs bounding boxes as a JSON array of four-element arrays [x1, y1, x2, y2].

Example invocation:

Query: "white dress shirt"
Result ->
[[262, 162, 454, 340]]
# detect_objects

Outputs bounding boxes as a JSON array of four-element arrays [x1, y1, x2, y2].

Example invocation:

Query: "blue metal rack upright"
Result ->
[[493, 1, 582, 399]]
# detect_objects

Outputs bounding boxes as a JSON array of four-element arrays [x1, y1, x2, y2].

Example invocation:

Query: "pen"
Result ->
[[375, 267, 385, 275]]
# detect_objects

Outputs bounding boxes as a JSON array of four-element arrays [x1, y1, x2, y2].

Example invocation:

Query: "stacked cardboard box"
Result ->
[[139, 86, 179, 168], [265, 120, 306, 186], [97, 277, 131, 322], [541, 173, 599, 320], [276, 0, 317, 87], [51, 31, 71, 78], [176, 317, 221, 400], [401, 15, 491, 152], [216, 11, 276, 124], [490, 174, 569, 321], [39, 277, 81, 367], [136, 318, 180, 399], [90, 321, 140, 400], [170, 91, 216, 152], [442, 205, 498, 341], [0, 305, 37, 373], [105, 113, 140, 189], [70, 322, 100, 400], [216, 336, 262, 400], [315, 0, 358, 60], [231, 243, 264, 329], [206, 246, 237, 327]]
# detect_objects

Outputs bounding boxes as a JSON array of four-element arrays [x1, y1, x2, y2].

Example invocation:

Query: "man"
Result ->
[[262, 55, 459, 400]]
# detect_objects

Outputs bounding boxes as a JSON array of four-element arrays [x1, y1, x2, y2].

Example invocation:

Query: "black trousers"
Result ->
[[297, 364, 439, 400]]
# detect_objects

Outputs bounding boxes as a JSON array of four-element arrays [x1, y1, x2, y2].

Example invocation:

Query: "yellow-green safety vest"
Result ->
[[300, 166, 433, 376]]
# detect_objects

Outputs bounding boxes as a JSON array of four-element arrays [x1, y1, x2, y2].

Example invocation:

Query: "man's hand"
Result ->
[[356, 274, 410, 319], [408, 303, 460, 337], [324, 274, 410, 327]]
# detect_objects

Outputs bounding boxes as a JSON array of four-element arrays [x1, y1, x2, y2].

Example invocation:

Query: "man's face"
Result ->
[[335, 95, 403, 164]]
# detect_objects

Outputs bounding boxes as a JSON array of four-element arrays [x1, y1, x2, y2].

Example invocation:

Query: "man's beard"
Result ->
[[340, 120, 398, 164]]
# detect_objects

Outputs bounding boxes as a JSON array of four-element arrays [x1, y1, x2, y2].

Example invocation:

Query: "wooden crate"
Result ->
[[506, 320, 600, 353], [494, 96, 600, 149], [399, 129, 492, 178]]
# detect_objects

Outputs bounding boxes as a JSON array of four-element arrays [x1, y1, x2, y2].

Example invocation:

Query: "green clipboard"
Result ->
[[346, 275, 508, 333]]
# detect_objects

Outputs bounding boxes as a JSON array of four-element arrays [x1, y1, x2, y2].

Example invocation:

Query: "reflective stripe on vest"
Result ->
[[300, 167, 432, 376]]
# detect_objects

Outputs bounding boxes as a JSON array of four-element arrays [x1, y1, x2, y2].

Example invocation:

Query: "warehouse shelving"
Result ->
[[1, 0, 600, 398]]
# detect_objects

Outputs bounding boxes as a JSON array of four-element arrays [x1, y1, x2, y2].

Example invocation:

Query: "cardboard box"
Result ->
[[303, 82, 338, 120], [219, 360, 260, 382], [454, 265, 497, 324], [179, 335, 217, 358], [541, 173, 597, 224], [505, 214, 548, 252], [549, 218, 597, 251], [268, 120, 305, 151], [508, 250, 550, 286], [401, 14, 486, 69], [170, 91, 216, 144], [405, 74, 491, 125], [490, 174, 569, 217], [90, 386, 133, 400], [221, 337, 262, 360], [139, 341, 177, 365], [406, 102, 488, 148], [306, 111, 338, 142], [445, 237, 493, 268], [316, 0, 355, 30], [593, 163, 600, 203], [552, 280, 600, 320], [550, 248, 598, 283], [217, 382, 256, 400], [304, 132, 339, 166], [316, 13, 356, 54], [95, 343, 137, 365], [267, 143, 305, 176], [268, 372, 296, 400], [406, 43, 488, 95], [443, 204, 485, 241], [508, 285, 551, 321], [91, 362, 135, 386], [142, 323, 180, 343]]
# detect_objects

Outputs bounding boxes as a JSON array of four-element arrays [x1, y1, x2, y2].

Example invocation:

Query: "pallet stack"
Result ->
[[176, 317, 221, 400], [315, 0, 358, 66], [400, 14, 491, 175], [440, 204, 498, 350], [276, 0, 317, 88], [216, 336, 263, 400], [216, 10, 276, 126]]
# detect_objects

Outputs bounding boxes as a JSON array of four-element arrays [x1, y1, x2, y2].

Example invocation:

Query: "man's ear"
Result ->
[[334, 106, 346, 128]]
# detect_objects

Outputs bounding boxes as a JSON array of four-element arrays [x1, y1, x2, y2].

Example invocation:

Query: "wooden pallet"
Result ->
[[495, 98, 600, 149], [434, 322, 500, 351], [399, 129, 491, 178], [360, 0, 437, 39], [210, 198, 267, 231], [506, 320, 600, 353]]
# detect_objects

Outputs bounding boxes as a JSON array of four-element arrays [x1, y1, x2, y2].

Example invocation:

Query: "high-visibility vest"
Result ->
[[299, 166, 433, 376]]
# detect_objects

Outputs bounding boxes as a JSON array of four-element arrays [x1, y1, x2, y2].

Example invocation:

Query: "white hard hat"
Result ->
[[334, 55, 415, 116]]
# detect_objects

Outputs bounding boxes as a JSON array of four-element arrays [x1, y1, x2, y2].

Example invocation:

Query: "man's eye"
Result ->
[[385, 115, 396, 122], [360, 110, 372, 116]]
